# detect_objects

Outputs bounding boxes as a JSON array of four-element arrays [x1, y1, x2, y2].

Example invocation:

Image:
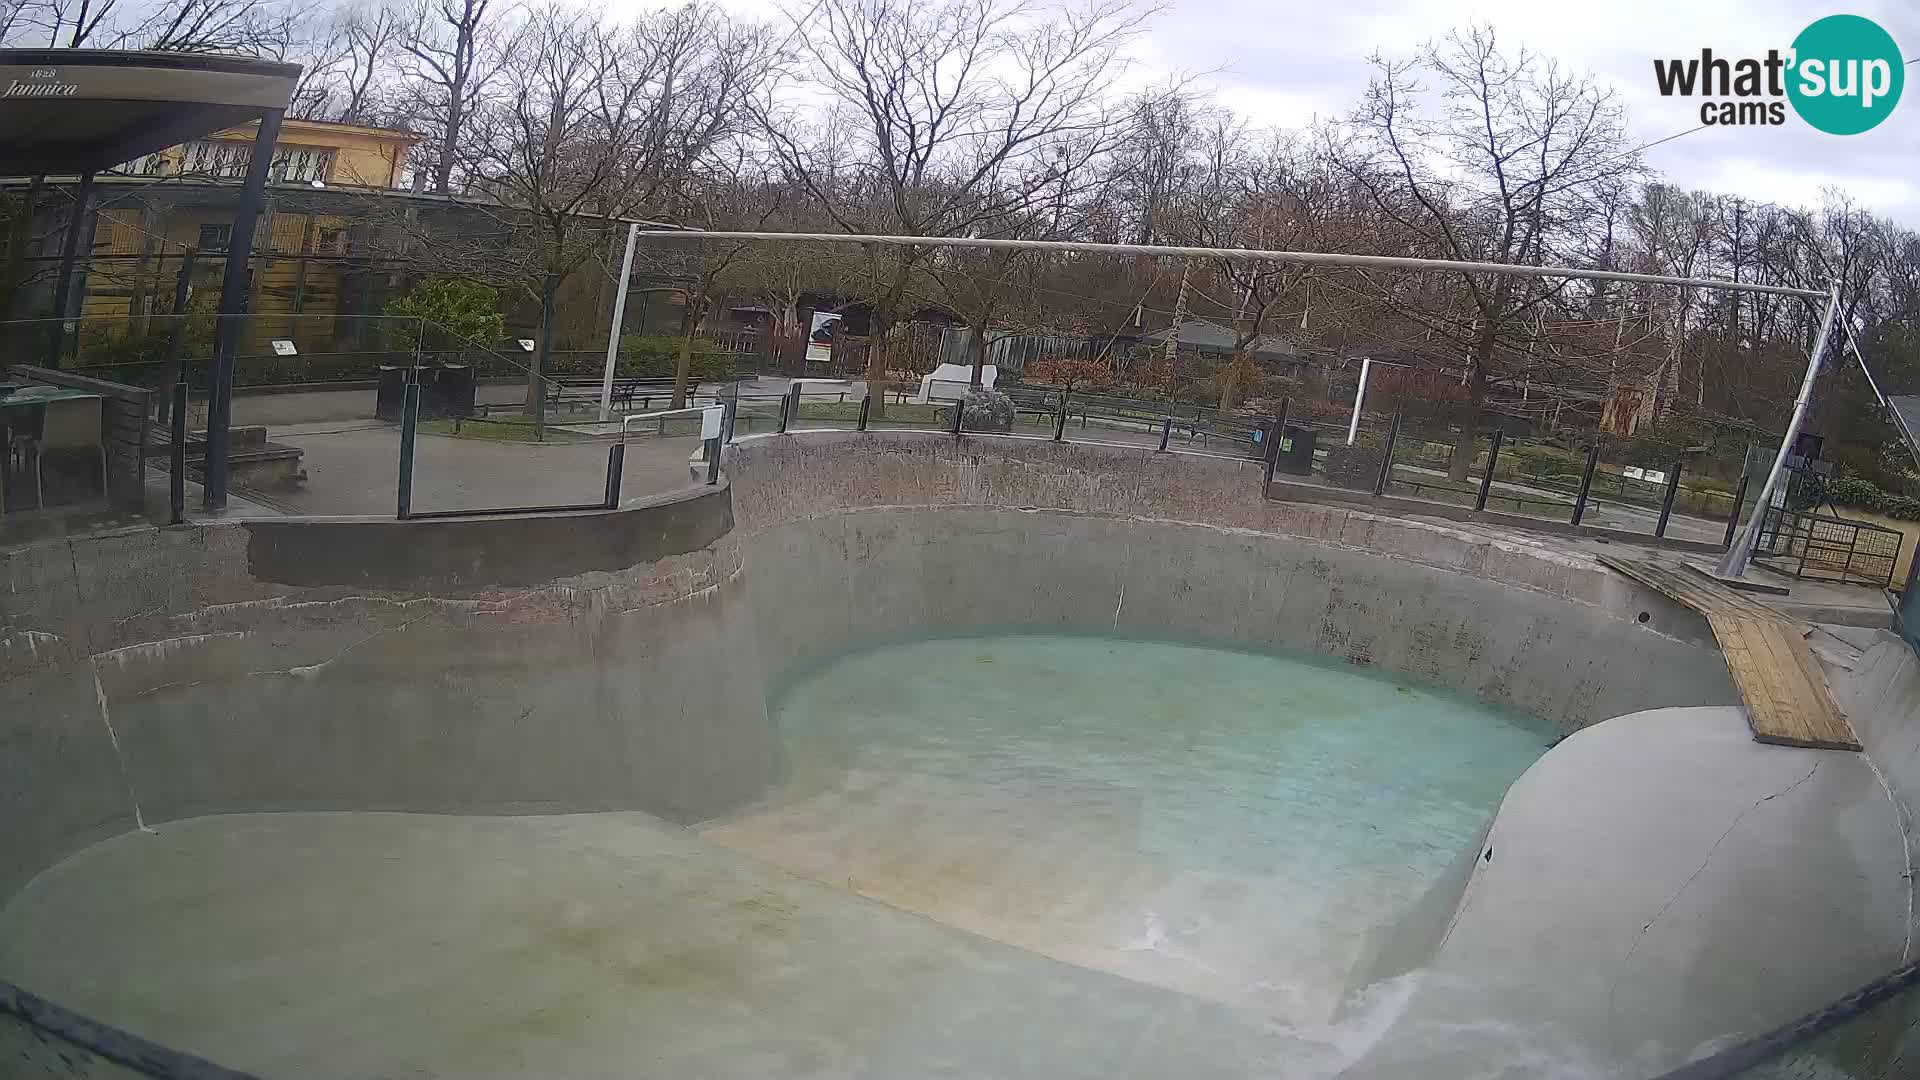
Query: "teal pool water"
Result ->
[[706, 633, 1557, 1023]]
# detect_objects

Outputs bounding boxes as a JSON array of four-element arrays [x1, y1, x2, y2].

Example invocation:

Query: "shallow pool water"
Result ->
[[705, 633, 1556, 1022]]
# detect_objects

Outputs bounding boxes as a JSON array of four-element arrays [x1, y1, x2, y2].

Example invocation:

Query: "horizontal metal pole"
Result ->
[[636, 231, 1828, 301], [400, 502, 613, 520], [619, 405, 718, 436]]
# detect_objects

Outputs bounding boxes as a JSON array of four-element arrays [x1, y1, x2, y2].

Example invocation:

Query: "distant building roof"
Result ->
[[1140, 318, 1311, 359]]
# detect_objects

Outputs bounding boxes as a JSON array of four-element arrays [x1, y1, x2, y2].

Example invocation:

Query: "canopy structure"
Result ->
[[0, 48, 301, 510], [0, 49, 299, 174]]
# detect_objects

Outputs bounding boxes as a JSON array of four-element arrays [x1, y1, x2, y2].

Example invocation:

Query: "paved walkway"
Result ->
[[263, 421, 706, 517]]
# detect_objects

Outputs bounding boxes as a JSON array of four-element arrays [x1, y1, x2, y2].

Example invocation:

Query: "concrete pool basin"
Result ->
[[2, 430, 1914, 1077]]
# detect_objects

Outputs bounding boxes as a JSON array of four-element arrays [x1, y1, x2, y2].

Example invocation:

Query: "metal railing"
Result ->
[[395, 388, 724, 519], [5, 361, 1885, 583], [1753, 505, 1903, 589], [1654, 958, 1920, 1079]]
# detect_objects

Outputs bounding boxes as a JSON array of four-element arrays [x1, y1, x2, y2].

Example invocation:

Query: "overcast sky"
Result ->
[[718, 0, 1919, 226]]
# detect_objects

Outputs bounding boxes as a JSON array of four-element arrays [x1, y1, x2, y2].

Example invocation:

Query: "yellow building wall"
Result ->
[[140, 119, 418, 189], [71, 120, 413, 357], [79, 208, 356, 354]]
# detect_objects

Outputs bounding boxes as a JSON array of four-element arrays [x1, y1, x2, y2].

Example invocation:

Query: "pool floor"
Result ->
[[0, 812, 1345, 1078], [0, 634, 1553, 1076], [706, 634, 1554, 1022]]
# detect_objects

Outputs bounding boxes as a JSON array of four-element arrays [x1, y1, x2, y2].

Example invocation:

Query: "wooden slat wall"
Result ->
[[1599, 555, 1860, 751]]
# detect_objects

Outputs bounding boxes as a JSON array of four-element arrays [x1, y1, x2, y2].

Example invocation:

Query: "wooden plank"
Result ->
[[1599, 554, 1859, 752]]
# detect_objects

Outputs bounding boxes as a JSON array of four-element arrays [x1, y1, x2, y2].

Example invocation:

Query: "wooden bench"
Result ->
[[552, 376, 685, 410]]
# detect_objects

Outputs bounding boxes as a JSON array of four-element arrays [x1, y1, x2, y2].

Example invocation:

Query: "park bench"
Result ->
[[553, 376, 683, 411]]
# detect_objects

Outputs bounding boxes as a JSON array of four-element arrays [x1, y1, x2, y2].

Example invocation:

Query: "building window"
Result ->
[[198, 224, 232, 253], [181, 140, 254, 178], [316, 226, 348, 255], [271, 147, 334, 184], [173, 141, 335, 184]]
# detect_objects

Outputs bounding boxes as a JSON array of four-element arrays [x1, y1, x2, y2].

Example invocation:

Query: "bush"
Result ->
[[75, 320, 215, 370], [1816, 475, 1920, 521], [384, 280, 506, 350], [616, 335, 736, 381], [1504, 443, 1586, 482]]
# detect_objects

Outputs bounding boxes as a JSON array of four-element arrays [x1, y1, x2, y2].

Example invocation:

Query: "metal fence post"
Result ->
[[1723, 471, 1751, 548], [1474, 428, 1505, 512], [169, 379, 188, 525], [775, 378, 798, 428], [705, 438, 721, 485], [721, 393, 738, 444], [1261, 398, 1291, 490], [603, 441, 626, 509], [1158, 415, 1172, 452], [857, 394, 871, 431], [1655, 459, 1684, 538], [1570, 443, 1601, 526], [951, 395, 966, 436], [1053, 393, 1069, 441], [396, 380, 420, 519], [1372, 412, 1403, 496]]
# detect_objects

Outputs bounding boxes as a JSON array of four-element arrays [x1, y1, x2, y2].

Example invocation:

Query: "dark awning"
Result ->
[[0, 49, 299, 175]]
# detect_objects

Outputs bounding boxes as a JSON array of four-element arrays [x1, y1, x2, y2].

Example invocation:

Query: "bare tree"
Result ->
[[761, 0, 1148, 413], [28, 0, 123, 46], [368, 2, 778, 420], [397, 0, 502, 194], [0, 0, 40, 44], [139, 0, 293, 52], [292, 2, 405, 123], [1328, 26, 1642, 479]]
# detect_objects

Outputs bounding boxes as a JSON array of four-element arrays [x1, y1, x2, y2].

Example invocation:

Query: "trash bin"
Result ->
[[374, 366, 407, 420], [1275, 424, 1317, 476], [438, 364, 476, 418]]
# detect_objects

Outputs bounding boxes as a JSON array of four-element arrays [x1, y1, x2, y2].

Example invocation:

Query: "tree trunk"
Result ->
[[968, 315, 988, 388], [671, 296, 701, 410], [1447, 347, 1491, 483], [525, 271, 558, 440], [1218, 346, 1254, 412], [865, 310, 890, 419], [434, 92, 463, 194]]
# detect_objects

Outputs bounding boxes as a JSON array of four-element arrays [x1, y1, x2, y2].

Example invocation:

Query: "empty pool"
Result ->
[[707, 633, 1553, 1022], [4, 431, 1911, 1079]]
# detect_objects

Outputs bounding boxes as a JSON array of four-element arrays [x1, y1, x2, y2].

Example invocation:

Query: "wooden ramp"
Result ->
[[1599, 555, 1861, 752]]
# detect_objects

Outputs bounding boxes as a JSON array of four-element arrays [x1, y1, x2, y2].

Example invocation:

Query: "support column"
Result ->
[[2, 175, 45, 359], [1717, 281, 1841, 579], [47, 171, 95, 369], [203, 110, 282, 511]]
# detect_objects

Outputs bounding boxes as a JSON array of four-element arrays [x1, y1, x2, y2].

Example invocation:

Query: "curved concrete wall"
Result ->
[[0, 488, 775, 903], [3, 428, 1911, 1079], [1346, 706, 1910, 1077], [726, 432, 1740, 733], [0, 430, 1754, 921]]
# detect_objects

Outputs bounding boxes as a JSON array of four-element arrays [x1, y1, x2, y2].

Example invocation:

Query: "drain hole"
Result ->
[[1637, 611, 1651, 624]]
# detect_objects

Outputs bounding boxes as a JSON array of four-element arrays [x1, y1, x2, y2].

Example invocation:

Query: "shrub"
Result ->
[[1025, 357, 1114, 394], [384, 280, 507, 351], [615, 335, 736, 381], [1815, 475, 1920, 521]]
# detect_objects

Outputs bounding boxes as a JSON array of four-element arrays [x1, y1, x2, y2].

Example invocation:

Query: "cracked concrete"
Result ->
[[1343, 707, 1907, 1079]]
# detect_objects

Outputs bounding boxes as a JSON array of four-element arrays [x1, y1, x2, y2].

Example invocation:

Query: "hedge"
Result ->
[[612, 335, 736, 381], [1817, 476, 1920, 522]]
